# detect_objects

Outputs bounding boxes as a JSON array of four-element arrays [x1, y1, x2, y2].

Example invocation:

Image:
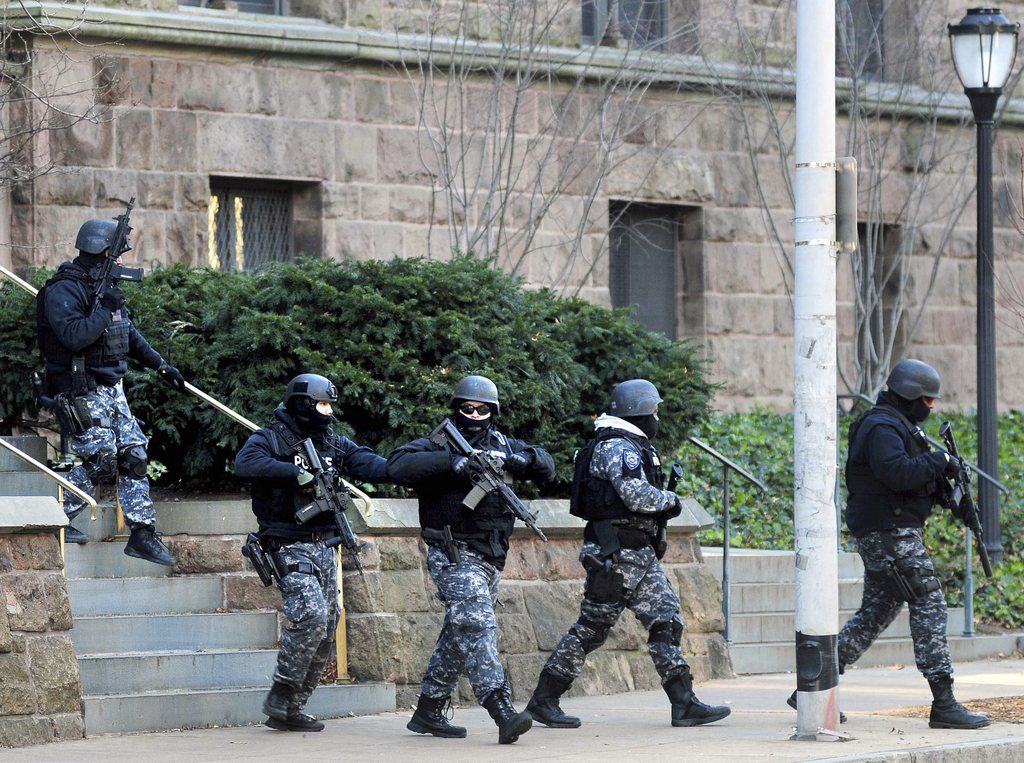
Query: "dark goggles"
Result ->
[[458, 402, 492, 416]]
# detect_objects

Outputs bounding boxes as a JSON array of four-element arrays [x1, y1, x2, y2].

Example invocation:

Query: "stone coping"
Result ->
[[0, 495, 67, 534], [11, 2, 1020, 125], [152, 497, 714, 537]]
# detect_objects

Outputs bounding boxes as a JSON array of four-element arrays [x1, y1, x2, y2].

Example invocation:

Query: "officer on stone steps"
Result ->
[[235, 373, 391, 732], [388, 375, 555, 745], [528, 379, 730, 730], [36, 218, 182, 565], [787, 359, 988, 730]]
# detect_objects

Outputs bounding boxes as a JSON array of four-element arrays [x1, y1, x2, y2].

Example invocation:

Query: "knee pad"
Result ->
[[648, 617, 683, 647], [118, 445, 149, 480], [570, 616, 611, 653], [86, 452, 118, 484]]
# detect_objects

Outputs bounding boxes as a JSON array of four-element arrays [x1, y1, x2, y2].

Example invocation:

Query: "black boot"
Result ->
[[407, 694, 467, 738], [664, 671, 731, 727], [928, 674, 990, 729], [787, 690, 847, 724], [61, 525, 89, 545], [266, 710, 325, 732], [262, 681, 294, 722], [482, 687, 533, 744], [526, 670, 581, 728], [124, 525, 176, 566]]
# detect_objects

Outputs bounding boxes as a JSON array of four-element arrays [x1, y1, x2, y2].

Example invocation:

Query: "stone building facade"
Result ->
[[4, 0, 1024, 411]]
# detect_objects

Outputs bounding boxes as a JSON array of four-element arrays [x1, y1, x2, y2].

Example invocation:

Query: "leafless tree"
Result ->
[[702, 0, 975, 397], [393, 0, 710, 291]]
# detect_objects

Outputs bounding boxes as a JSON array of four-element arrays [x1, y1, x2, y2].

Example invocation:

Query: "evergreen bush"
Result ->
[[1, 257, 714, 492]]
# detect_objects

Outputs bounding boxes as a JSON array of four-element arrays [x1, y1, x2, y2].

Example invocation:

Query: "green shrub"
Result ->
[[680, 408, 1024, 629], [1, 257, 714, 492]]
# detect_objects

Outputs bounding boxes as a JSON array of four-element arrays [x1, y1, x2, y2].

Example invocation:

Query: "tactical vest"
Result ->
[[570, 427, 664, 522], [250, 420, 342, 539], [845, 404, 936, 536], [36, 263, 131, 378]]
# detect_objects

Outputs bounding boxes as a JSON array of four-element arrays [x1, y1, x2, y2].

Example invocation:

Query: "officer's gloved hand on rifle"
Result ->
[[99, 284, 125, 312], [296, 468, 315, 488], [505, 451, 533, 476], [451, 455, 471, 477], [662, 496, 684, 520], [157, 362, 186, 391], [942, 453, 963, 479]]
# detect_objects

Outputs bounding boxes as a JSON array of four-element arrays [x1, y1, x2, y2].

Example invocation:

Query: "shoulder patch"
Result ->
[[623, 450, 642, 471]]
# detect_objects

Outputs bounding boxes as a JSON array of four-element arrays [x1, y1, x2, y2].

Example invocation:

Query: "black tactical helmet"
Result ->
[[285, 373, 338, 405], [886, 359, 941, 400], [75, 219, 131, 256], [609, 379, 663, 417], [450, 374, 500, 415]]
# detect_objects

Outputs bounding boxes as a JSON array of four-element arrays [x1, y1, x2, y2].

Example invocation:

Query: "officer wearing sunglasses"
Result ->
[[388, 374, 554, 745]]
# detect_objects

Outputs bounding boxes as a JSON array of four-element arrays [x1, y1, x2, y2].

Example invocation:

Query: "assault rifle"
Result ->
[[291, 437, 367, 572], [428, 418, 548, 542], [91, 197, 144, 309], [653, 463, 685, 559], [939, 421, 993, 578]]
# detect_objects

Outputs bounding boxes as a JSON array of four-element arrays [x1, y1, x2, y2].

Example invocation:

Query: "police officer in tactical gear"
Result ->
[[36, 217, 183, 564], [235, 373, 391, 732], [529, 379, 730, 729], [388, 374, 555, 745], [790, 359, 989, 729]]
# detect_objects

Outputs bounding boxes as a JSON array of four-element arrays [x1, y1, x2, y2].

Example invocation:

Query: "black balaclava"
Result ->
[[880, 390, 931, 424], [74, 251, 107, 278], [452, 400, 491, 438], [288, 397, 332, 435], [624, 414, 659, 441]]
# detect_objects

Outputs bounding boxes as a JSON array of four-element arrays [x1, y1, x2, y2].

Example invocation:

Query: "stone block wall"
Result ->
[[0, 529, 85, 748]]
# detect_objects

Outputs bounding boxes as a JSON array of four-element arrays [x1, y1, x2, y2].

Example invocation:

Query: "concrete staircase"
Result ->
[[64, 500, 394, 735], [702, 547, 1021, 674]]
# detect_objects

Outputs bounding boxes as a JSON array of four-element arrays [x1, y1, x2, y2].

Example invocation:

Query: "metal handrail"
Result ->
[[837, 391, 1010, 637], [0, 265, 374, 513], [0, 437, 97, 513], [687, 436, 769, 643]]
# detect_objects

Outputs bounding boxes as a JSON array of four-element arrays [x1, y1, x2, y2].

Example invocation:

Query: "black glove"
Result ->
[[663, 496, 683, 519], [505, 451, 533, 475], [157, 363, 186, 391], [451, 455, 471, 477], [942, 453, 962, 479], [296, 468, 315, 487], [99, 284, 125, 312]]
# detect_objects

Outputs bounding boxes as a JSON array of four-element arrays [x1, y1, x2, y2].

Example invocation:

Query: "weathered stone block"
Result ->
[[360, 186, 389, 220], [27, 634, 82, 714], [50, 711, 85, 741], [95, 56, 130, 106], [178, 63, 277, 116], [335, 125, 378, 182], [28, 535, 62, 571], [116, 109, 154, 170], [377, 128, 436, 184], [381, 568, 431, 612], [225, 574, 282, 611], [346, 613, 403, 683], [94, 169, 138, 207], [322, 183, 360, 219], [342, 570, 384, 614], [496, 613, 538, 655], [353, 78, 390, 123], [376, 536, 424, 571], [522, 580, 584, 651], [0, 715, 51, 748], [627, 653, 663, 692], [50, 119, 114, 168], [33, 171, 94, 207], [0, 602, 12, 653], [178, 174, 210, 211], [495, 580, 527, 614], [672, 564, 725, 634], [662, 535, 699, 565], [0, 653, 35, 715], [504, 652, 547, 702], [502, 541, 540, 581], [0, 539, 12, 572], [3, 573, 49, 632], [342, 538, 381, 572], [388, 186, 432, 224], [42, 574, 72, 632], [395, 612, 444, 684], [604, 611, 643, 651], [138, 172, 175, 209], [395, 682, 420, 710], [153, 110, 197, 172], [169, 537, 243, 574], [574, 651, 631, 697], [534, 541, 584, 581]]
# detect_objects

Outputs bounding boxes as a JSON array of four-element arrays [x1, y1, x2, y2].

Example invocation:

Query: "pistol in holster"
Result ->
[[582, 552, 625, 604], [441, 525, 462, 566], [879, 557, 940, 604], [242, 533, 282, 587]]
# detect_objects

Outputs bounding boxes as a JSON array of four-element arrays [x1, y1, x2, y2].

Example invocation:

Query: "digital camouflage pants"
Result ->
[[64, 384, 155, 528], [839, 527, 953, 678], [543, 541, 689, 684], [421, 545, 506, 704], [274, 541, 340, 710]]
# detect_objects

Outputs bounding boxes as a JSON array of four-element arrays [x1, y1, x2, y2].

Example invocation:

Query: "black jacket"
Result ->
[[844, 399, 948, 537], [37, 260, 162, 392], [387, 422, 554, 569], [235, 407, 390, 541]]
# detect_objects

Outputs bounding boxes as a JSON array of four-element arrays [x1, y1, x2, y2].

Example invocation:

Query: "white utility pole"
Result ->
[[792, 0, 841, 740]]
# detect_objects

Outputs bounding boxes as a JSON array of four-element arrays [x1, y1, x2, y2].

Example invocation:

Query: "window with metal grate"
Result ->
[[582, 0, 668, 50], [207, 181, 294, 272], [179, 0, 286, 15]]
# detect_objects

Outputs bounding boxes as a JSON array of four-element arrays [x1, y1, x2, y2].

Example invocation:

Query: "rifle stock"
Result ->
[[939, 421, 993, 578]]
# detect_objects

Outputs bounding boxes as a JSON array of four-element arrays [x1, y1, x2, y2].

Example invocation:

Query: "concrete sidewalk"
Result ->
[[6, 658, 1023, 762]]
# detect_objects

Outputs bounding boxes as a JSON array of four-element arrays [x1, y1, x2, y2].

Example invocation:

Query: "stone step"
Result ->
[[77, 649, 278, 695], [70, 611, 278, 655], [729, 581, 866, 613], [728, 607, 966, 644], [729, 633, 1022, 674], [83, 682, 396, 736], [701, 547, 863, 583], [68, 575, 223, 617], [0, 435, 47, 468], [154, 498, 254, 536], [0, 471, 59, 497], [64, 540, 172, 579]]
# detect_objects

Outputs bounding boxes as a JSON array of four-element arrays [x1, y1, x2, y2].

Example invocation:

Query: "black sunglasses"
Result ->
[[459, 402, 492, 415]]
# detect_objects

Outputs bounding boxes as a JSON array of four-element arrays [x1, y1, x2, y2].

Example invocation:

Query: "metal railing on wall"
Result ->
[[836, 392, 1009, 637], [687, 436, 769, 643]]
